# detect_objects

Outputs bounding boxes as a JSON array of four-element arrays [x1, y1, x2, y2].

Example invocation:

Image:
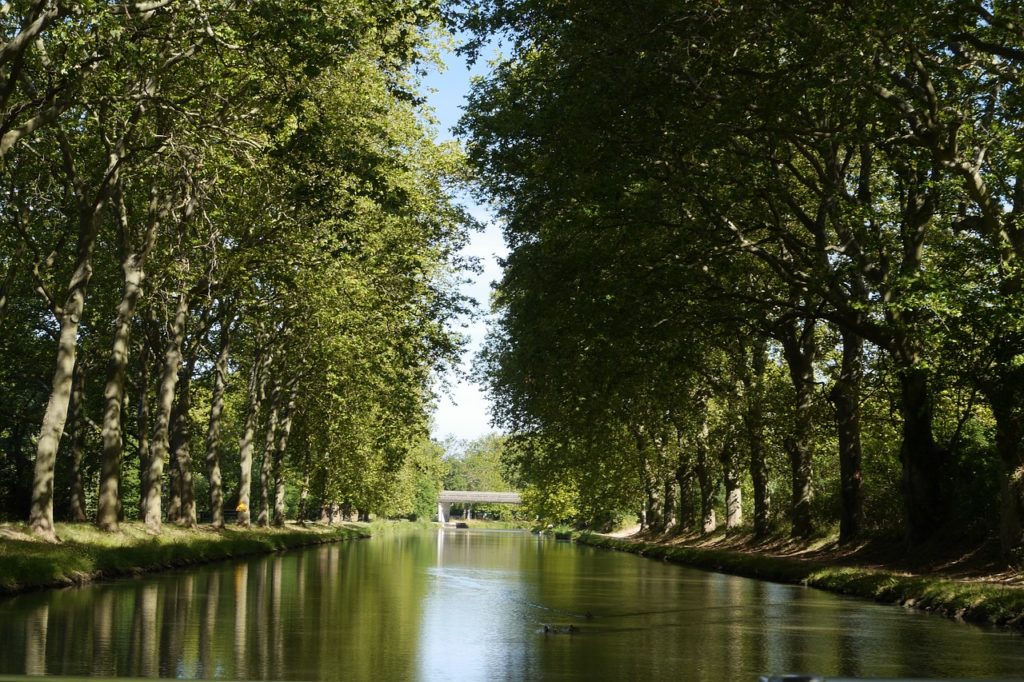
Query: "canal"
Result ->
[[1, 529, 1023, 680]]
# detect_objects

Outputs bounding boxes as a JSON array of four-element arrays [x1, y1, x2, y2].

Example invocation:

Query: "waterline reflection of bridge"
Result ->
[[436, 490, 522, 523]]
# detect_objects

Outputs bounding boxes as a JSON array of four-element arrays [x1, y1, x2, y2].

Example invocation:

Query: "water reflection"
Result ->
[[1, 530, 1024, 680]]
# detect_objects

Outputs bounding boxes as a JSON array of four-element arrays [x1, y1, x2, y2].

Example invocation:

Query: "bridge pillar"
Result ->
[[437, 502, 452, 524]]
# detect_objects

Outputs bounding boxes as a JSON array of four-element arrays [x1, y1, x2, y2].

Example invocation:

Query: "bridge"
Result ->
[[437, 490, 522, 524]]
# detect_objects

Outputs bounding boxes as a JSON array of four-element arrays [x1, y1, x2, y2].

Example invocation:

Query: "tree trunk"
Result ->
[[137, 340, 152, 520], [67, 363, 88, 522], [171, 356, 197, 528], [237, 351, 270, 527], [96, 189, 160, 531], [745, 338, 770, 539], [675, 465, 695, 532], [832, 328, 864, 544], [27, 131, 127, 539], [695, 414, 716, 534], [977, 349, 1024, 558], [95, 266, 143, 530], [662, 477, 677, 533], [780, 317, 816, 539], [720, 439, 742, 531], [272, 384, 298, 527], [166, 425, 182, 524], [297, 469, 310, 525], [205, 323, 230, 529], [28, 198, 105, 540], [990, 375, 1024, 559], [257, 382, 280, 528], [898, 365, 946, 546], [143, 292, 189, 534]]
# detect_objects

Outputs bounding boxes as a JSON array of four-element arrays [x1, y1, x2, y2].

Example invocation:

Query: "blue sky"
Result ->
[[421, 42, 508, 444]]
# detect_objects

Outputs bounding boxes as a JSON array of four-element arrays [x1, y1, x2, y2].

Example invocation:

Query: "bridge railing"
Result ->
[[437, 490, 522, 504]]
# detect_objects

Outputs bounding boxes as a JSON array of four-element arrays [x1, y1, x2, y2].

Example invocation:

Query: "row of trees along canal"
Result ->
[[0, 0, 475, 540], [459, 1, 1024, 557]]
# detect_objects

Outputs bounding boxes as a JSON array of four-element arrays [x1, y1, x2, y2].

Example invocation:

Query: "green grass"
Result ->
[[575, 533, 1024, 629], [0, 521, 367, 595]]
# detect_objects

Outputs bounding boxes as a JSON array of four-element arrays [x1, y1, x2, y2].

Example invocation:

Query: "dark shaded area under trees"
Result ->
[[459, 0, 1024, 560]]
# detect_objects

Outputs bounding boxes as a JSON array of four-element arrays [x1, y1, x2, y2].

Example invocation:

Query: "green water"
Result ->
[[1, 529, 1023, 680]]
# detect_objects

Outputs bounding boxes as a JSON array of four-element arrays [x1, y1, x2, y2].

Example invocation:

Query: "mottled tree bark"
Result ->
[[992, 382, 1024, 559], [29, 203, 105, 540], [67, 363, 88, 522], [96, 187, 162, 531], [143, 292, 189, 534], [237, 351, 270, 527], [28, 124, 129, 539], [662, 477, 678, 532], [832, 328, 864, 544], [695, 413, 716, 534], [297, 469, 310, 525], [720, 438, 742, 532], [272, 384, 298, 527], [898, 365, 946, 546], [170, 355, 198, 527], [675, 465, 695, 532], [257, 381, 280, 528], [137, 340, 152, 520], [205, 321, 230, 528], [780, 316, 816, 539], [744, 338, 770, 539]]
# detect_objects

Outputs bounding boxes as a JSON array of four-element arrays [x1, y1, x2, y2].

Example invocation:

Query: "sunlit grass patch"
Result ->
[[0, 521, 366, 595]]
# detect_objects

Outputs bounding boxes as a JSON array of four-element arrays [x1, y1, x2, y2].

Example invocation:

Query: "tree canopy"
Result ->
[[459, 0, 1024, 553]]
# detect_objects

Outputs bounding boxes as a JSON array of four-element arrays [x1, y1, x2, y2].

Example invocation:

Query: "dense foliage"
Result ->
[[0, 0, 470, 538], [461, 1, 1024, 554]]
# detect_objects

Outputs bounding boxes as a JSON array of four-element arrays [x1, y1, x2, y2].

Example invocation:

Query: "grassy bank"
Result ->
[[576, 533, 1024, 629], [0, 522, 367, 596]]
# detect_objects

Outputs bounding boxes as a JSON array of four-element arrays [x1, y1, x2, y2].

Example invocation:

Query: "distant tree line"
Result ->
[[0, 0, 469, 539], [461, 1, 1024, 556]]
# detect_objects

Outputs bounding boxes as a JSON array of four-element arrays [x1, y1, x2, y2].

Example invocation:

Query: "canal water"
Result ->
[[1, 529, 1024, 680]]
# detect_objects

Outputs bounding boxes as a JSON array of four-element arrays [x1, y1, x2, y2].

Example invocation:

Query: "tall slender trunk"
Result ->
[[29, 195, 107, 540], [272, 384, 297, 527], [206, 322, 230, 528], [67, 363, 88, 522], [695, 412, 716, 534], [167, 429, 182, 524], [780, 316, 816, 539], [745, 338, 770, 539], [720, 437, 742, 531], [675, 464, 695, 532], [297, 469, 310, 525], [898, 364, 946, 545], [95, 264, 143, 530], [96, 188, 162, 531], [257, 381, 280, 528], [171, 355, 198, 527], [662, 477, 678, 532], [987, 368, 1024, 559], [832, 328, 864, 544], [237, 351, 270, 527], [144, 292, 189, 534], [137, 339, 152, 520]]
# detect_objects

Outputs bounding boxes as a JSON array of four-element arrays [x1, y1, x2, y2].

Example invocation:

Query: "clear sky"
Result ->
[[421, 41, 508, 445]]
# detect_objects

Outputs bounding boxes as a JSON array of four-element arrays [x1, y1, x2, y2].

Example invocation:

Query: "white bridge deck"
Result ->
[[438, 490, 522, 504]]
